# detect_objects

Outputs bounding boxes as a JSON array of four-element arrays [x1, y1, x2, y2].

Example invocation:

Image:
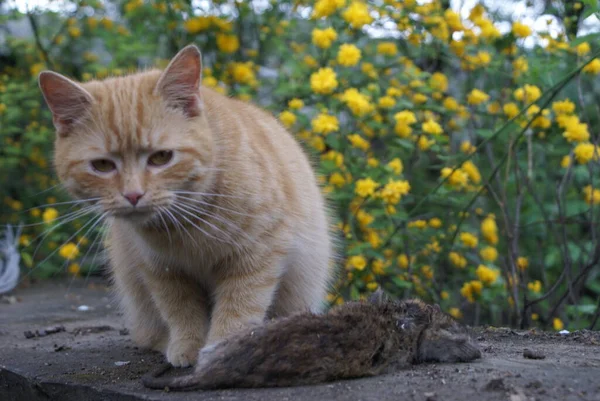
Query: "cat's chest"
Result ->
[[133, 228, 227, 276]]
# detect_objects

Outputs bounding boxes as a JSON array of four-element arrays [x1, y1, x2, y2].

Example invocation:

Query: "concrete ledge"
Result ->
[[1, 279, 600, 401]]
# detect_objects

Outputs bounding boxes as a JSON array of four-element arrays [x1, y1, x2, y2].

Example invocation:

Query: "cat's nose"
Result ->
[[123, 192, 144, 206]]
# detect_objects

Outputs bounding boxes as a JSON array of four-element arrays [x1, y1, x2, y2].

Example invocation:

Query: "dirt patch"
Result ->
[[1, 279, 599, 401]]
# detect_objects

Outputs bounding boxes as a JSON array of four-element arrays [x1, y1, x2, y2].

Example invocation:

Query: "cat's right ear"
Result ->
[[154, 44, 203, 118], [38, 71, 93, 136]]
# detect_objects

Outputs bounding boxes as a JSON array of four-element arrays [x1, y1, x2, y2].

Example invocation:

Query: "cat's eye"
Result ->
[[148, 150, 173, 167], [91, 159, 116, 173]]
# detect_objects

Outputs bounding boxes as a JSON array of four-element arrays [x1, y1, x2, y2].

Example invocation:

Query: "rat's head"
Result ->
[[367, 291, 481, 363], [38, 45, 215, 225], [415, 304, 481, 363]]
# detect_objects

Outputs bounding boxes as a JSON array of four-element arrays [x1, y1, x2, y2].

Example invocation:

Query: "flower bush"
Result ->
[[1, 0, 600, 331]]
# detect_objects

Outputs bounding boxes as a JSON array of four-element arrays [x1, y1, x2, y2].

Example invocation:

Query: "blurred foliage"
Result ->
[[1, 0, 600, 331]]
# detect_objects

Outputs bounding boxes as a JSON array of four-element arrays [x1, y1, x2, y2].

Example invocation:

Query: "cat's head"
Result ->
[[38, 45, 214, 225]]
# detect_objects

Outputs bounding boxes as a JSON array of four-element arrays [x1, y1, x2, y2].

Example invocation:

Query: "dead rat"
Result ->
[[142, 290, 481, 391]]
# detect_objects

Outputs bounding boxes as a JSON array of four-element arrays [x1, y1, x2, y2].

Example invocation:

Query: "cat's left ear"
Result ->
[[154, 44, 203, 118]]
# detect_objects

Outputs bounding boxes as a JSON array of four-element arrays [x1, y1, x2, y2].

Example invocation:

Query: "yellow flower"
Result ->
[[517, 256, 529, 271], [229, 62, 256, 85], [553, 318, 564, 331], [413, 93, 428, 104], [460, 232, 478, 248], [408, 220, 427, 229], [59, 243, 80, 260], [30, 63, 45, 77], [397, 254, 410, 269], [476, 265, 500, 285], [552, 99, 575, 115], [429, 218, 442, 228], [561, 155, 572, 169], [387, 158, 403, 175], [184, 16, 211, 33], [583, 59, 600, 74], [480, 246, 498, 262], [346, 255, 367, 271], [449, 251, 467, 269], [563, 121, 590, 143], [512, 21, 532, 38], [279, 111, 297, 128], [355, 178, 379, 197], [310, 67, 338, 95], [68, 26, 81, 38], [467, 89, 490, 105], [348, 134, 370, 151], [310, 136, 326, 152], [42, 208, 59, 224], [461, 141, 476, 154], [367, 157, 379, 168], [583, 185, 600, 205], [379, 179, 411, 205], [312, 27, 338, 49], [441, 167, 468, 187], [512, 56, 528, 77], [418, 136, 435, 151], [216, 34, 240, 53], [288, 99, 304, 109], [68, 263, 81, 275], [340, 88, 374, 116], [337, 43, 361, 66], [503, 102, 520, 119], [394, 110, 417, 125], [481, 214, 498, 245], [460, 160, 480, 184], [429, 72, 448, 92], [514, 84, 541, 102], [378, 96, 395, 108], [342, 1, 373, 28], [361, 62, 377, 78], [377, 42, 398, 56], [329, 172, 346, 188], [461, 280, 483, 303], [356, 210, 373, 228], [312, 0, 346, 19], [304, 55, 319, 68], [312, 112, 339, 134], [531, 313, 539, 321], [574, 143, 599, 164], [527, 280, 542, 294], [443, 97, 459, 111], [575, 42, 590, 56], [422, 120, 443, 135], [449, 307, 463, 319]]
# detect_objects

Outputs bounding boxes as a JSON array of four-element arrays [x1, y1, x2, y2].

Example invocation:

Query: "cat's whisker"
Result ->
[[30, 182, 65, 197], [169, 204, 228, 245], [174, 195, 253, 218], [28, 205, 101, 261], [12, 204, 99, 229], [21, 212, 106, 283], [174, 199, 255, 246], [64, 212, 108, 294], [165, 207, 202, 247], [171, 190, 244, 200], [83, 220, 111, 289], [173, 201, 239, 244], [155, 207, 173, 246], [23, 197, 101, 213]]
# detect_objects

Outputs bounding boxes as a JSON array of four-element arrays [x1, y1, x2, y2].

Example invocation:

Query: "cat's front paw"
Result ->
[[166, 339, 202, 367]]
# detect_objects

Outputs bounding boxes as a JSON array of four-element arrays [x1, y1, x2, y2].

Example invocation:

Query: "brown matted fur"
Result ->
[[141, 291, 481, 391], [38, 45, 335, 367]]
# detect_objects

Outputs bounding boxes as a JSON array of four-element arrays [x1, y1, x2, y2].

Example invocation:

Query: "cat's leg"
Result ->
[[204, 251, 285, 345], [111, 264, 168, 353], [142, 271, 210, 367], [270, 231, 333, 317]]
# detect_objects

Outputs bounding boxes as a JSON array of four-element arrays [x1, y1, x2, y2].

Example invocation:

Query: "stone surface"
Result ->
[[1, 279, 600, 401]]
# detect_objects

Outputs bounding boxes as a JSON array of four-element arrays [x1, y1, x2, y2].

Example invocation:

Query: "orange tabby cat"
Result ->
[[38, 45, 334, 367]]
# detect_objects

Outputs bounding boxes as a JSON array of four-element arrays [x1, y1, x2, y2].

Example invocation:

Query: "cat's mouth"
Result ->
[[110, 206, 158, 222]]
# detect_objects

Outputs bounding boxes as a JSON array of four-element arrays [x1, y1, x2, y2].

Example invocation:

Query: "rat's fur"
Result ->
[[142, 291, 481, 391]]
